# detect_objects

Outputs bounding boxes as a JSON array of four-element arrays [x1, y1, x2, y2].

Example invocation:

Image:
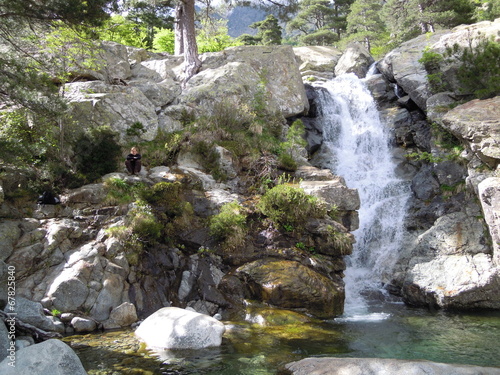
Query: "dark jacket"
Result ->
[[126, 153, 142, 161]]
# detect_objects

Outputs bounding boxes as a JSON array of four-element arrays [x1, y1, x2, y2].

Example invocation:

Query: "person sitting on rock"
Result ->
[[125, 147, 142, 175]]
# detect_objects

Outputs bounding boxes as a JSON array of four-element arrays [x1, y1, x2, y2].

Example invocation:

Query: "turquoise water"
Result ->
[[66, 301, 500, 375]]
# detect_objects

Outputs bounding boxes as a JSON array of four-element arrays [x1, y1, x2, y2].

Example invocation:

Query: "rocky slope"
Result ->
[[0, 43, 358, 350]]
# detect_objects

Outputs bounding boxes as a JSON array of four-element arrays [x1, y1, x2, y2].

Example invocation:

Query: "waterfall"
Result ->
[[312, 74, 411, 318]]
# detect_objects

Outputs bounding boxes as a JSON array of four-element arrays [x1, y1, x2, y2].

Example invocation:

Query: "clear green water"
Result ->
[[63, 302, 500, 375]]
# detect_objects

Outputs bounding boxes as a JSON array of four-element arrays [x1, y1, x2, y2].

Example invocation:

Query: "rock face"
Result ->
[[378, 19, 500, 112], [440, 97, 500, 168], [66, 44, 309, 145], [135, 307, 225, 349], [478, 177, 500, 266], [0, 339, 87, 375], [377, 30, 448, 111], [284, 357, 500, 375]]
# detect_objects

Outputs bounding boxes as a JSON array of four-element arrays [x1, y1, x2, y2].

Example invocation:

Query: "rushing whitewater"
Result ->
[[313, 74, 412, 317]]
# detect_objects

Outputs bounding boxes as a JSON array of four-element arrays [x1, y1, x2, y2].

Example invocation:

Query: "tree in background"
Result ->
[[97, 15, 150, 49], [287, 0, 353, 45], [383, 0, 475, 44], [472, 0, 500, 21], [250, 14, 283, 45], [122, 0, 174, 50], [346, 0, 385, 54], [197, 18, 242, 52]]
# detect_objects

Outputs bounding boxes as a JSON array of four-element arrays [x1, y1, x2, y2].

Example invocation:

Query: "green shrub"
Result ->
[[126, 121, 146, 137], [445, 37, 500, 99], [419, 49, 447, 93], [257, 184, 326, 230], [278, 153, 298, 171], [140, 181, 186, 217], [106, 203, 162, 265], [209, 201, 248, 250], [128, 205, 163, 241], [420, 37, 500, 99]]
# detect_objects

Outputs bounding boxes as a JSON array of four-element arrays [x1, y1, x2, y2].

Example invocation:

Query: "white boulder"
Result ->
[[135, 307, 225, 349]]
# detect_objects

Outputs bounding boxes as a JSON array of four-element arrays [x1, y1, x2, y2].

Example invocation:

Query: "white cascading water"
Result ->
[[313, 73, 412, 319]]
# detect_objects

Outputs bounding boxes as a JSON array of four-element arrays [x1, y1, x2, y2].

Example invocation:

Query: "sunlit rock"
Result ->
[[334, 42, 374, 79], [135, 307, 226, 349], [440, 97, 500, 168]]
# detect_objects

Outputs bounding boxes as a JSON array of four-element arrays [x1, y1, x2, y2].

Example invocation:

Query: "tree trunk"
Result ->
[[175, 0, 201, 85], [174, 2, 184, 55], [365, 36, 371, 54]]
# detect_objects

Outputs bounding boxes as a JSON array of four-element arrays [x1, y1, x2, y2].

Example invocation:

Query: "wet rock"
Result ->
[[135, 307, 225, 349], [410, 165, 440, 201], [285, 357, 500, 375], [236, 259, 344, 318]]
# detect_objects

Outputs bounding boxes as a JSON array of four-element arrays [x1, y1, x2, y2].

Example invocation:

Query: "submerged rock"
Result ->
[[236, 259, 344, 318], [285, 357, 500, 375], [135, 307, 226, 349]]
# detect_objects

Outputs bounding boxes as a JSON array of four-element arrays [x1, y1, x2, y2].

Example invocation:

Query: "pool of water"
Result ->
[[63, 301, 500, 375]]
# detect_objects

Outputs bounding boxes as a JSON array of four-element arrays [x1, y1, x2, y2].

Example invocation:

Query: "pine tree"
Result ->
[[250, 15, 283, 45], [287, 0, 353, 43], [346, 0, 385, 53], [383, 0, 475, 44]]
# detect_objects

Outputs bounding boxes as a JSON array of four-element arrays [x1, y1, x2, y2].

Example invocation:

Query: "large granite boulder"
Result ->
[[440, 96, 500, 168], [293, 46, 342, 81], [398, 207, 500, 309], [179, 45, 309, 118], [135, 307, 226, 349], [0, 339, 88, 375], [334, 42, 374, 78], [378, 30, 448, 111], [8, 297, 55, 331], [65, 81, 159, 144], [424, 19, 500, 95], [378, 19, 500, 111], [285, 357, 500, 375], [0, 221, 21, 261]]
